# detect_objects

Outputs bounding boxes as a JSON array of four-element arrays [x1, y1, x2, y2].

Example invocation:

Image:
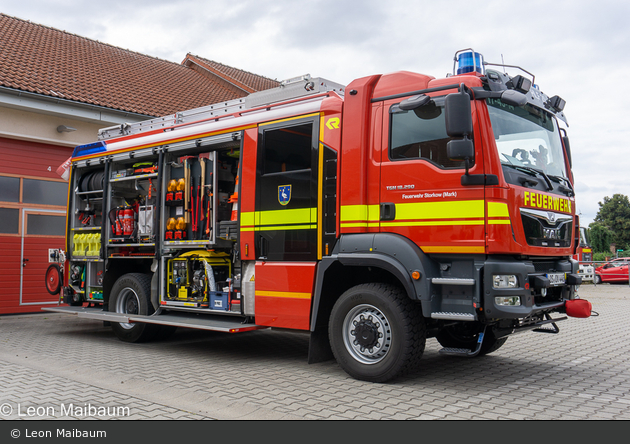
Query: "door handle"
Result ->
[[22, 258, 29, 267], [380, 203, 396, 221], [258, 236, 268, 259]]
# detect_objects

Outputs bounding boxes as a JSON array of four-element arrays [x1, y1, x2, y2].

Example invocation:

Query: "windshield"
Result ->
[[487, 98, 567, 178]]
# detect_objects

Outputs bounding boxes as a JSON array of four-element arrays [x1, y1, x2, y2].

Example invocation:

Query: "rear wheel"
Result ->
[[329, 283, 426, 382], [436, 323, 507, 356], [109, 273, 159, 343]]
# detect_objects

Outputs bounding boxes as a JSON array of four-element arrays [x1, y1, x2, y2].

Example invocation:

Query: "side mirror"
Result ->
[[447, 139, 474, 161], [445, 91, 472, 137]]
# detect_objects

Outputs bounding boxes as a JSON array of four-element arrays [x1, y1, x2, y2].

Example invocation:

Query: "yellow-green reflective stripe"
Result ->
[[395, 200, 484, 220], [241, 209, 317, 230], [341, 222, 380, 228], [340, 205, 379, 222], [488, 220, 511, 225], [257, 208, 316, 226], [487, 202, 510, 218], [241, 212, 255, 227], [242, 224, 317, 232]]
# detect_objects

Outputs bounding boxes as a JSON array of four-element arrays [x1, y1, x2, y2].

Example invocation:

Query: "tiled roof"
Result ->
[[0, 13, 277, 117], [183, 55, 280, 94]]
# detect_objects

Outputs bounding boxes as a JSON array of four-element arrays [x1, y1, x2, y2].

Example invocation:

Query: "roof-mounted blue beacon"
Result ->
[[454, 49, 485, 75]]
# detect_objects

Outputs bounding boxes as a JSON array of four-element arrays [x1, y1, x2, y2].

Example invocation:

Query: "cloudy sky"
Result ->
[[1, 0, 627, 226]]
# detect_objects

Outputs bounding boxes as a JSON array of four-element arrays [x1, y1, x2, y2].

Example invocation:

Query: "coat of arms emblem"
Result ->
[[278, 185, 291, 206]]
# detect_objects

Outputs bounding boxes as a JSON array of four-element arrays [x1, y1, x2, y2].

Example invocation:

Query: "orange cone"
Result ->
[[228, 163, 239, 221]]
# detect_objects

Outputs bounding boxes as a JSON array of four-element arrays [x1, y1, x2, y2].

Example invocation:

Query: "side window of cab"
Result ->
[[388, 97, 469, 169]]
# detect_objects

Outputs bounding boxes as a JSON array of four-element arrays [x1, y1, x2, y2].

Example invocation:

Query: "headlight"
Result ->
[[495, 296, 521, 306], [493, 274, 518, 289]]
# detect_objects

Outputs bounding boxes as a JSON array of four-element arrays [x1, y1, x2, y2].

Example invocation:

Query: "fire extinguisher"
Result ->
[[122, 206, 134, 236], [116, 207, 124, 236]]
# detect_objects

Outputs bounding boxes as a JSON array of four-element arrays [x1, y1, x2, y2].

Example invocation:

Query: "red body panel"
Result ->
[[239, 128, 258, 261], [254, 261, 316, 330], [339, 75, 381, 234]]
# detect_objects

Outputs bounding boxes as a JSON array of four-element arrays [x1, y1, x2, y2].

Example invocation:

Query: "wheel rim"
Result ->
[[342, 304, 392, 365], [115, 287, 140, 330]]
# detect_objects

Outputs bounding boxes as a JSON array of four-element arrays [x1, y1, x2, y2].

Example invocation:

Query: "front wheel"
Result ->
[[109, 273, 159, 343], [594, 274, 602, 284], [329, 283, 426, 382]]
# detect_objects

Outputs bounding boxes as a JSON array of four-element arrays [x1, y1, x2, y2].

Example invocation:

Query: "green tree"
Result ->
[[588, 222, 614, 253], [593, 194, 630, 250]]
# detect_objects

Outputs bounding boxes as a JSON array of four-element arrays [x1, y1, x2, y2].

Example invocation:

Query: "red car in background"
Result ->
[[594, 258, 630, 284]]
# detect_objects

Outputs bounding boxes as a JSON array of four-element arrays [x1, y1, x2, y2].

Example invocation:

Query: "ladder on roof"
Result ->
[[97, 75, 345, 140]]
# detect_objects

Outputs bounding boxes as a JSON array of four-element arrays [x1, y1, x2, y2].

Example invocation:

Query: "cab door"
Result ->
[[254, 117, 319, 261], [379, 96, 486, 254], [252, 116, 320, 329]]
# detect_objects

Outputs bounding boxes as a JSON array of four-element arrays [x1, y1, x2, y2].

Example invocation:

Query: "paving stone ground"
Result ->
[[0, 283, 629, 420]]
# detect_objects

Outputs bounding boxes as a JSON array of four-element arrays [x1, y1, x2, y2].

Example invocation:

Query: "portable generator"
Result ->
[[165, 250, 231, 309]]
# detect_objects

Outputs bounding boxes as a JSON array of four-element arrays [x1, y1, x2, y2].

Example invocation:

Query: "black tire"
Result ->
[[436, 324, 507, 356], [594, 275, 602, 284], [328, 283, 426, 382], [45, 264, 62, 295], [109, 273, 159, 343]]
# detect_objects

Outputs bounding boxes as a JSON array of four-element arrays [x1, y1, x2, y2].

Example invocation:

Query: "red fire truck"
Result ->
[[573, 225, 594, 281], [45, 49, 590, 382]]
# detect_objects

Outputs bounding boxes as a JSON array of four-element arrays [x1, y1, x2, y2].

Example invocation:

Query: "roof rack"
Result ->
[[97, 75, 345, 140]]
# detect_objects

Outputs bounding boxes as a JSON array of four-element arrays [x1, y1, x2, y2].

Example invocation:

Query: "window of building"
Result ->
[[0, 176, 20, 203], [23, 179, 68, 206]]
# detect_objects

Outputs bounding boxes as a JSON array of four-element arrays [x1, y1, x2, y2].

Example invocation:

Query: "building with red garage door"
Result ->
[[0, 13, 279, 314]]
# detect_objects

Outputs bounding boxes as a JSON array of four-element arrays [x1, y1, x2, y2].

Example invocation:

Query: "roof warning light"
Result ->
[[455, 49, 485, 75]]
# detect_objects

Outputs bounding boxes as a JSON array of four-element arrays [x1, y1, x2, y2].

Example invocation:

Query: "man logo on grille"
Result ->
[[278, 185, 292, 206]]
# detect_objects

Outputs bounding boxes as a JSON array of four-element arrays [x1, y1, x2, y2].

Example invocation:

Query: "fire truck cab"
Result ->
[[46, 50, 588, 382]]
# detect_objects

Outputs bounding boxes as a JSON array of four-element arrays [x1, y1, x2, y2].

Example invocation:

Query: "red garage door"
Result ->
[[0, 138, 72, 314], [21, 209, 66, 305]]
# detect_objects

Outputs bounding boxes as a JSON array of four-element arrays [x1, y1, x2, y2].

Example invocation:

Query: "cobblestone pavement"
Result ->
[[0, 284, 629, 420]]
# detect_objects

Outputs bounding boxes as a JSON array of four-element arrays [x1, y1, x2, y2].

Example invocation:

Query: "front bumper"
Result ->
[[482, 258, 581, 319]]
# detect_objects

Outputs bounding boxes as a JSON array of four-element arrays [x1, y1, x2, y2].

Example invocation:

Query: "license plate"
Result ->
[[546, 272, 566, 286]]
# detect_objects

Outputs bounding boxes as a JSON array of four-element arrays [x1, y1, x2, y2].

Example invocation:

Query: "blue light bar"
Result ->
[[457, 51, 485, 75], [72, 141, 107, 158]]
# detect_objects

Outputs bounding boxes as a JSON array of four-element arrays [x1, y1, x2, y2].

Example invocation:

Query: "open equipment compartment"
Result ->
[[158, 131, 243, 314], [107, 153, 159, 258]]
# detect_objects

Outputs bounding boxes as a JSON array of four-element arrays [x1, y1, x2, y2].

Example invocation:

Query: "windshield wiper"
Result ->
[[503, 164, 553, 191], [548, 174, 574, 197]]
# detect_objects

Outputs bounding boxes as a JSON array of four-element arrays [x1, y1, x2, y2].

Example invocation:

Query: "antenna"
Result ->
[[501, 54, 506, 73]]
